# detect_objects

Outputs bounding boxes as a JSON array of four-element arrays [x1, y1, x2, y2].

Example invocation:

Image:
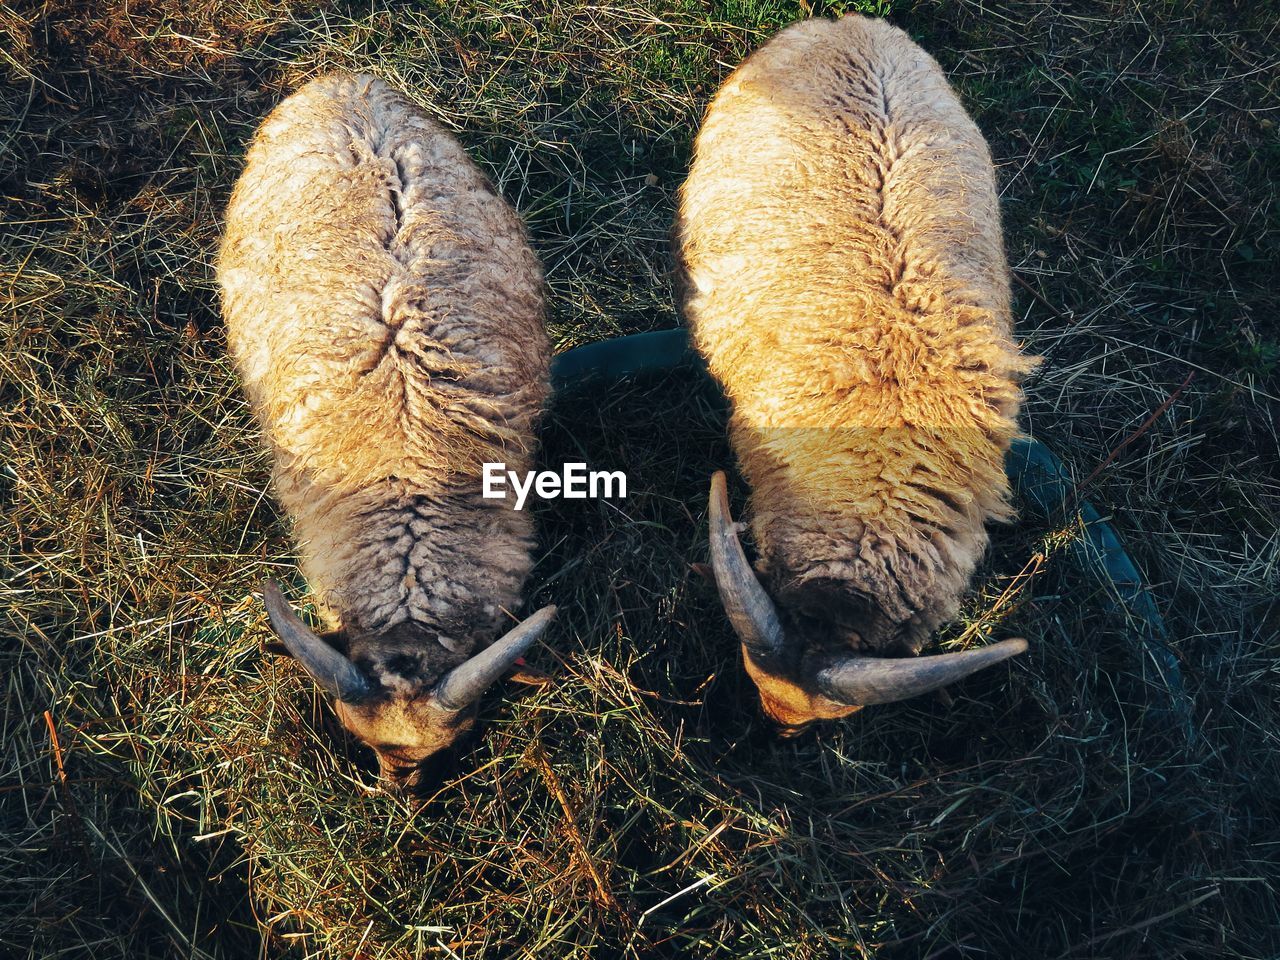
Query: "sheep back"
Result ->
[[218, 74, 548, 646], [676, 16, 1036, 650]]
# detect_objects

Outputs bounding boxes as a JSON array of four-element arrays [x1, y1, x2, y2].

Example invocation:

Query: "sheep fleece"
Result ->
[[676, 16, 1037, 652], [218, 74, 549, 662]]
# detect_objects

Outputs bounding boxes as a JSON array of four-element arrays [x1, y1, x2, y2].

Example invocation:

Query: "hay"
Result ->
[[3, 1, 1278, 957]]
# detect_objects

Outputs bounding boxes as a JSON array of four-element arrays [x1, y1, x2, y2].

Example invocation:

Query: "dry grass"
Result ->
[[2, 0, 1278, 957]]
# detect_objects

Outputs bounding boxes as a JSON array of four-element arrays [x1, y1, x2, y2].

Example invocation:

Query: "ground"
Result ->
[[2, 0, 1278, 957]]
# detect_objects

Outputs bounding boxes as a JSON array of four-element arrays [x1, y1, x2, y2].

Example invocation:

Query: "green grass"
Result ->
[[3, 0, 1279, 957]]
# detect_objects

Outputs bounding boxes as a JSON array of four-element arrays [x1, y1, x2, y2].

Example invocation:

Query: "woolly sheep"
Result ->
[[218, 73, 555, 787], [674, 16, 1034, 731]]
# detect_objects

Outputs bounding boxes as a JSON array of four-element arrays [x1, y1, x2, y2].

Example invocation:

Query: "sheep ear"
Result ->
[[816, 638, 1028, 706], [706, 472, 787, 662], [431, 605, 557, 712], [261, 581, 376, 703]]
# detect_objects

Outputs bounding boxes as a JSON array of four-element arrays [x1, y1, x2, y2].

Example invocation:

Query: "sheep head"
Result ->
[[706, 472, 1025, 732], [262, 581, 554, 788]]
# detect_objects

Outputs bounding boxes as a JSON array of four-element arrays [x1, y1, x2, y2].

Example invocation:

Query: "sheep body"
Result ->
[[218, 74, 550, 777], [676, 16, 1034, 720]]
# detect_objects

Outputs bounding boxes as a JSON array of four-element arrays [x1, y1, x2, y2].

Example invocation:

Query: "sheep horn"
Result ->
[[261, 580, 376, 703], [816, 637, 1028, 706], [707, 471, 787, 662], [432, 605, 557, 712]]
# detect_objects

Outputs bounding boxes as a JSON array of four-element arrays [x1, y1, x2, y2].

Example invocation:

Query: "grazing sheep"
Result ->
[[674, 16, 1035, 731], [218, 73, 555, 787]]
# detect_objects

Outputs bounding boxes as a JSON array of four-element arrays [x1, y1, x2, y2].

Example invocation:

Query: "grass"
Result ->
[[2, 0, 1279, 957]]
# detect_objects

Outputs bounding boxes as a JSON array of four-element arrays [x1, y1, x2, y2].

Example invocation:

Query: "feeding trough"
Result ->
[[551, 328, 1193, 741]]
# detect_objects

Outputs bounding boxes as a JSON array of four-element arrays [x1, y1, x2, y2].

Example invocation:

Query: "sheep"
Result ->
[[217, 73, 555, 787], [674, 15, 1035, 732]]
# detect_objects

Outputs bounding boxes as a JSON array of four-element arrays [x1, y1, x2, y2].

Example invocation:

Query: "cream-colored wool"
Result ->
[[218, 74, 549, 709], [676, 17, 1036, 689]]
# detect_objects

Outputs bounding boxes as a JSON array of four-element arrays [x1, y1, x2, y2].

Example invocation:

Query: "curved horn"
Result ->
[[816, 637, 1028, 707], [707, 471, 786, 661], [432, 605, 557, 712], [261, 580, 375, 703]]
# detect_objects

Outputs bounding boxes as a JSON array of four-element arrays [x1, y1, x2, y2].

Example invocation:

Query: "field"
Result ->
[[2, 0, 1279, 957]]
